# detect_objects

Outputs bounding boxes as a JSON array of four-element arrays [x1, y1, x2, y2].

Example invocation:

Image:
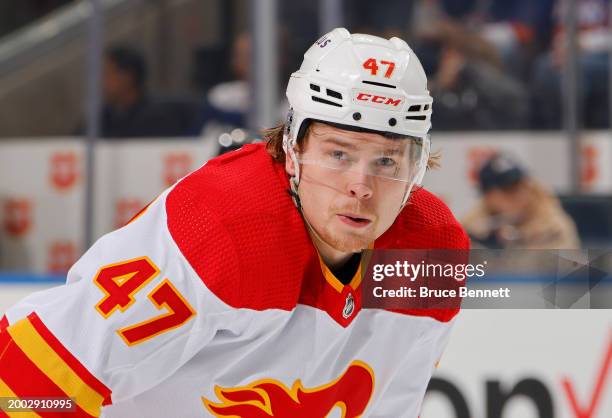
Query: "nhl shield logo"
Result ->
[[3, 199, 32, 237], [50, 151, 79, 191], [343, 292, 355, 319], [163, 153, 192, 187]]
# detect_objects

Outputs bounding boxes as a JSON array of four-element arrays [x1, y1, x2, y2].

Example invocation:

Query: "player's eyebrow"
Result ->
[[320, 137, 406, 157], [381, 148, 404, 156], [320, 137, 359, 150]]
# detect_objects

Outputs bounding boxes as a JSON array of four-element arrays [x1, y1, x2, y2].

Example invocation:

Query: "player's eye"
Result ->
[[329, 150, 348, 160], [376, 157, 397, 167]]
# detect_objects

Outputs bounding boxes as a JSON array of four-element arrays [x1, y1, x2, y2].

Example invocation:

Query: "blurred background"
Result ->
[[0, 0, 610, 417]]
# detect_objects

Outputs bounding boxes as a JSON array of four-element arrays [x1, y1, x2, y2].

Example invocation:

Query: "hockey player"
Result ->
[[0, 28, 468, 417]]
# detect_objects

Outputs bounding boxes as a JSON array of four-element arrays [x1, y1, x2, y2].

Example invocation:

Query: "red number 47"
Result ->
[[94, 257, 195, 346], [363, 58, 395, 78]]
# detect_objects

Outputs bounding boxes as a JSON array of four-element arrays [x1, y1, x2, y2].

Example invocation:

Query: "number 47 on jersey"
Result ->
[[94, 257, 196, 346]]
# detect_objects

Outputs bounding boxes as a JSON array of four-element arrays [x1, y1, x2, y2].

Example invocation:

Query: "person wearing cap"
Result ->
[[1, 29, 469, 417], [463, 153, 580, 249]]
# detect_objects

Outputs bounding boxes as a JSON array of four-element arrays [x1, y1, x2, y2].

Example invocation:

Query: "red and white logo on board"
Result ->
[[467, 147, 498, 184], [50, 151, 79, 191], [580, 144, 598, 189], [163, 153, 192, 187], [115, 198, 144, 229], [3, 198, 32, 237], [47, 241, 77, 273]]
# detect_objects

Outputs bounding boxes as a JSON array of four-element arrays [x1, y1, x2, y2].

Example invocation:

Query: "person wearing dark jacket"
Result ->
[[78, 45, 198, 138]]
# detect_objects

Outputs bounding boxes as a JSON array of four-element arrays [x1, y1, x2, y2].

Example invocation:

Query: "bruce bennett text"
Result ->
[[372, 287, 511, 299]]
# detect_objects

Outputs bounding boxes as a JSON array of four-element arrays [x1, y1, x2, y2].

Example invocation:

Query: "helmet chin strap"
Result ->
[[400, 140, 429, 208], [285, 134, 350, 252], [400, 172, 423, 209], [287, 166, 333, 251], [283, 130, 302, 208]]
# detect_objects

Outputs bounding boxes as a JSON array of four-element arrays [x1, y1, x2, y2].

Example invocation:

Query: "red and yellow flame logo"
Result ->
[[202, 361, 375, 418]]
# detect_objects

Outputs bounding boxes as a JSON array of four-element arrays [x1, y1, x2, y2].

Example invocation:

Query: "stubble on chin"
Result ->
[[318, 216, 375, 253]]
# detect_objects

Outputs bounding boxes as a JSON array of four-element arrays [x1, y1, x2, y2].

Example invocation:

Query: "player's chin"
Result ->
[[328, 231, 373, 253]]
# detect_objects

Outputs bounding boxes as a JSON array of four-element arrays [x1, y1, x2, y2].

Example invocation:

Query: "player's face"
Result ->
[[103, 58, 135, 105], [103, 58, 122, 103], [288, 123, 413, 254]]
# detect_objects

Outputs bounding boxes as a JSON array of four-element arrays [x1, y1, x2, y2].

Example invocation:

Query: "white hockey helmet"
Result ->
[[283, 28, 432, 205]]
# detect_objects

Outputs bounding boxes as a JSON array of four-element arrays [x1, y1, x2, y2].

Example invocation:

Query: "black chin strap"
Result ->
[[286, 181, 324, 246], [287, 187, 303, 211]]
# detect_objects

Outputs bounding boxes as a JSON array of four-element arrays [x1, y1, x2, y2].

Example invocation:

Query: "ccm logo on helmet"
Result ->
[[354, 92, 403, 108]]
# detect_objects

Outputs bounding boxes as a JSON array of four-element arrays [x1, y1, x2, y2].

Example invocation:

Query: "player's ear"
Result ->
[[285, 155, 296, 177]]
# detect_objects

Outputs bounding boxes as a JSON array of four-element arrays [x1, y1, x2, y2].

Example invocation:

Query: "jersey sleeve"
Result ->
[[0, 188, 241, 417]]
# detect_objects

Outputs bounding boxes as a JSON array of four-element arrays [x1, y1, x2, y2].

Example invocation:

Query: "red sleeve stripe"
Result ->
[[0, 332, 93, 417], [0, 315, 8, 332], [0, 374, 42, 417], [26, 313, 111, 404], [2, 314, 110, 416]]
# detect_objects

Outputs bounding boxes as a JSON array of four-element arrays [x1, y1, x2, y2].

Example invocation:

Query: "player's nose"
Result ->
[[348, 182, 373, 200]]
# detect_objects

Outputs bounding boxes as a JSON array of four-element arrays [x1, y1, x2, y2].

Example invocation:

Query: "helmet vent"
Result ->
[[312, 96, 343, 107], [362, 80, 396, 89], [424, 104, 430, 110], [326, 89, 342, 100], [310, 84, 321, 92], [408, 105, 421, 112], [406, 115, 426, 121]]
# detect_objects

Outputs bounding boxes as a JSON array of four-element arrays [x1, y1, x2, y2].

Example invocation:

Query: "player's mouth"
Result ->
[[337, 213, 372, 228]]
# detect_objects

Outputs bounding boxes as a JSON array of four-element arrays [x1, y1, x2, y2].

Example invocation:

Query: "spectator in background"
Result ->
[[198, 32, 289, 136], [462, 154, 580, 249], [204, 32, 251, 128], [477, 0, 554, 80], [88, 45, 197, 138], [531, 0, 611, 129], [412, 0, 530, 130]]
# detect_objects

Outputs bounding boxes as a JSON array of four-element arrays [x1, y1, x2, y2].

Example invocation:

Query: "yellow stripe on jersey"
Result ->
[[7, 319, 105, 417], [0, 377, 42, 418]]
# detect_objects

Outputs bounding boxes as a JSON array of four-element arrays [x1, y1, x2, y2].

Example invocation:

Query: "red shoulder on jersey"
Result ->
[[166, 144, 311, 311]]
